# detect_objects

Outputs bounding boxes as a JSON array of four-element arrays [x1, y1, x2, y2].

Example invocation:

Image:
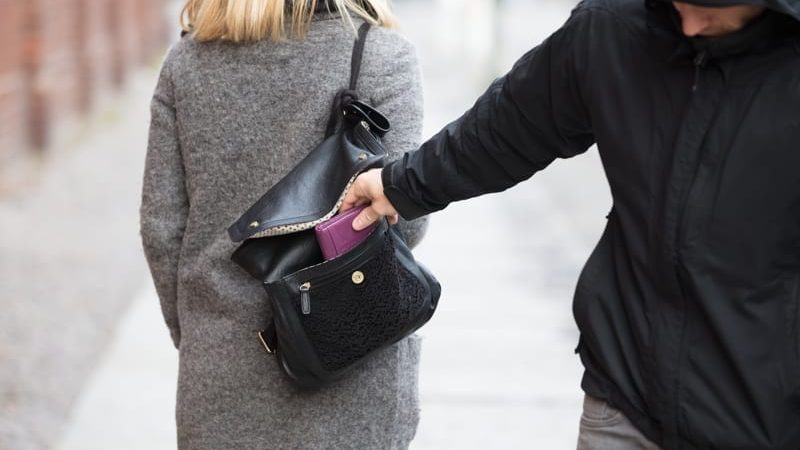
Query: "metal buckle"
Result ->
[[257, 331, 274, 354]]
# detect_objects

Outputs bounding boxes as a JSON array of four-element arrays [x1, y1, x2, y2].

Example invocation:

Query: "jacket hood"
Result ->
[[660, 0, 800, 21]]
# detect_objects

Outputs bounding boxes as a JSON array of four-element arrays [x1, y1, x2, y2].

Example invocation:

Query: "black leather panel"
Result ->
[[227, 105, 390, 243], [230, 230, 324, 283]]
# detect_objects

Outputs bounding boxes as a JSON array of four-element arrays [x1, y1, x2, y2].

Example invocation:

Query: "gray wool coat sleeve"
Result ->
[[139, 15, 429, 450], [140, 61, 187, 349]]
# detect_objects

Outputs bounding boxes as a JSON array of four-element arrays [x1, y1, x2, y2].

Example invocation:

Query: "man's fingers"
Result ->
[[341, 188, 361, 212], [353, 206, 379, 231], [343, 169, 398, 228], [342, 170, 377, 212], [388, 214, 399, 225]]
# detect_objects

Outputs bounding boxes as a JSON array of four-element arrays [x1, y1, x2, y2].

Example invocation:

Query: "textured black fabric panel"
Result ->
[[295, 236, 427, 372]]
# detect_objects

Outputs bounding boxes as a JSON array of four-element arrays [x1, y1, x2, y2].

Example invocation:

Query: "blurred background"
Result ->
[[0, 0, 611, 449]]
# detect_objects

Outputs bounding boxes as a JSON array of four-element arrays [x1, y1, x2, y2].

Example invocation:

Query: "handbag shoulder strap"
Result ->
[[324, 22, 372, 138], [349, 22, 371, 91]]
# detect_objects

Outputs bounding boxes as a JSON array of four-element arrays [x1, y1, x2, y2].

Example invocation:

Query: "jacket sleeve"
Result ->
[[381, 9, 595, 220], [140, 59, 188, 349], [363, 30, 428, 248]]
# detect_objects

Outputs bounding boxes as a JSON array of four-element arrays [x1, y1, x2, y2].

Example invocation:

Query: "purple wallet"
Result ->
[[315, 206, 379, 260]]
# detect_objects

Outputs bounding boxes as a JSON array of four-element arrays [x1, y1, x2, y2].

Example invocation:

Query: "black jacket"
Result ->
[[381, 0, 800, 448]]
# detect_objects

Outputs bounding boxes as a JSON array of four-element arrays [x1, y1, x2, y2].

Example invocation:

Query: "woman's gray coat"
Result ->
[[140, 14, 427, 449]]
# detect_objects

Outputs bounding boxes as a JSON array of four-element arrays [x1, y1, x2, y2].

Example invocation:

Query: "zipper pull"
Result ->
[[300, 282, 311, 315], [692, 50, 708, 93]]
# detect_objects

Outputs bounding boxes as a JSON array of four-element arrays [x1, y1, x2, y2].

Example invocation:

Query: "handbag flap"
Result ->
[[227, 119, 387, 243]]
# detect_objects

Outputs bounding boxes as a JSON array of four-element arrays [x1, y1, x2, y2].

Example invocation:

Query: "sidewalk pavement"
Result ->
[[56, 1, 614, 449], [0, 71, 154, 450], [56, 283, 179, 450]]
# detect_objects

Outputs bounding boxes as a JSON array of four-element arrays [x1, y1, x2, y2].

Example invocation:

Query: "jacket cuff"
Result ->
[[381, 162, 430, 221]]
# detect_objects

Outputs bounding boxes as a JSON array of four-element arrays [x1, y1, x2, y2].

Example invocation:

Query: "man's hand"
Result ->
[[341, 169, 400, 230]]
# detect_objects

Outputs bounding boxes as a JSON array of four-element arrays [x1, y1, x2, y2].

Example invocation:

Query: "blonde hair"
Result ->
[[181, 0, 397, 43]]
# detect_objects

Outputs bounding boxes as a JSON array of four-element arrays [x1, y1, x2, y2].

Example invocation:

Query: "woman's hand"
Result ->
[[341, 169, 400, 230]]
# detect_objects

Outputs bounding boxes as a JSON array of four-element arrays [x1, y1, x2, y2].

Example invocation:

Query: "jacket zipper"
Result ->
[[692, 50, 708, 92], [676, 50, 709, 262], [666, 49, 710, 442]]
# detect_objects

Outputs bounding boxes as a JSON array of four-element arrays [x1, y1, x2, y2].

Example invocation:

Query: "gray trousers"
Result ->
[[577, 395, 662, 450]]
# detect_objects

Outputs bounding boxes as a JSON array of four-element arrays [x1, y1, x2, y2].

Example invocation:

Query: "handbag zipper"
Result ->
[[357, 120, 383, 149], [300, 282, 312, 315]]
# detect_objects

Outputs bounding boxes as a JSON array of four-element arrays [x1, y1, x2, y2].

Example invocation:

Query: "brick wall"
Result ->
[[76, 0, 114, 113], [0, 0, 26, 164], [0, 0, 169, 164], [24, 0, 84, 149]]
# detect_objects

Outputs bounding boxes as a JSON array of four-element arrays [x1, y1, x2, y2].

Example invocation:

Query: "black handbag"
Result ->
[[227, 23, 441, 390]]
